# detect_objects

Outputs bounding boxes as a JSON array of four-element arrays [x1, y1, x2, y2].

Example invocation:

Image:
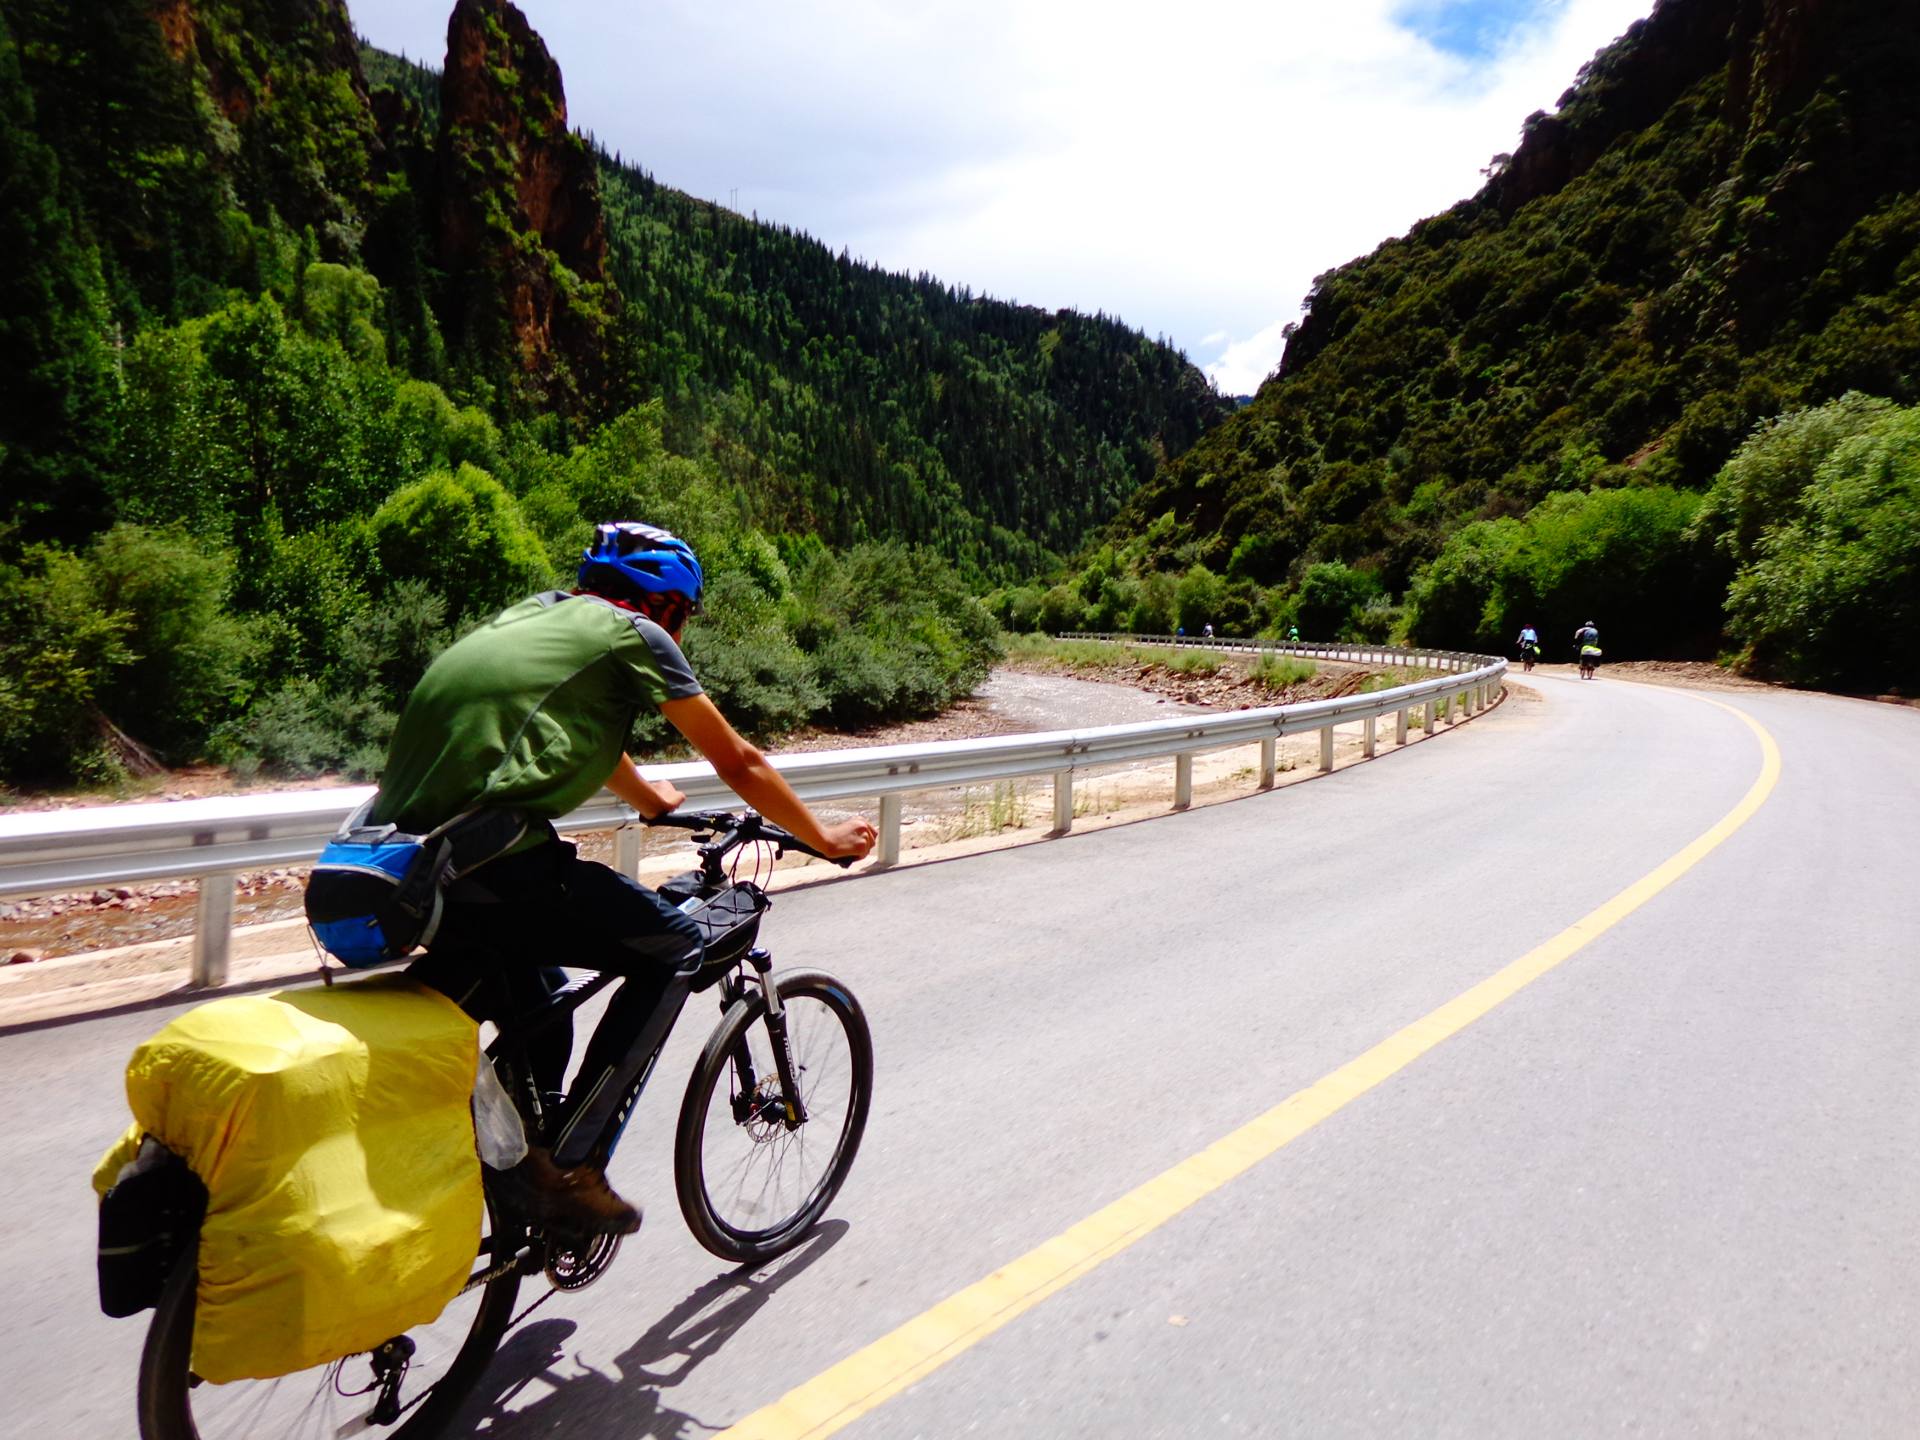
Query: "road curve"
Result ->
[[5, 672, 1916, 1438]]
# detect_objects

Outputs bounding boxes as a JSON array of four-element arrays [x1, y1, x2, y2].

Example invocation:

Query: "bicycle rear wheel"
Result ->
[[135, 1198, 527, 1440], [675, 969, 873, 1264]]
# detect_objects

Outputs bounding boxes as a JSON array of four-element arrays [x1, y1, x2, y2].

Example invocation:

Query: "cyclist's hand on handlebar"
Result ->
[[821, 816, 878, 862], [640, 781, 686, 819]]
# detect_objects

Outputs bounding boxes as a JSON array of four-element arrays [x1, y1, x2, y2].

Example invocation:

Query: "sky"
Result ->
[[348, 0, 1658, 395]]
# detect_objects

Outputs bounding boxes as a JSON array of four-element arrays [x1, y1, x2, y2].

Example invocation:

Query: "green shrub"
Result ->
[[0, 543, 133, 780], [1173, 563, 1224, 632], [1295, 561, 1382, 640], [1086, 574, 1138, 631], [1405, 520, 1520, 648], [1693, 392, 1897, 569], [88, 525, 263, 759], [368, 462, 551, 621], [1724, 403, 1920, 688], [234, 678, 395, 779], [681, 568, 820, 737], [1038, 583, 1087, 633], [1409, 486, 1719, 657], [229, 580, 450, 778], [1250, 655, 1316, 690], [685, 625, 822, 738], [1127, 571, 1176, 634], [1003, 584, 1045, 633], [809, 632, 902, 727]]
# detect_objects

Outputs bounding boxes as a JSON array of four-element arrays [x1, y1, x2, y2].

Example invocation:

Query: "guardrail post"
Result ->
[[878, 793, 903, 865], [614, 825, 642, 878], [1363, 716, 1377, 758], [1318, 726, 1334, 772], [1259, 737, 1276, 790], [1174, 754, 1193, 810], [1423, 700, 1437, 735], [1052, 770, 1073, 834], [192, 873, 235, 988], [1447, 692, 1459, 725], [1396, 708, 1409, 745]]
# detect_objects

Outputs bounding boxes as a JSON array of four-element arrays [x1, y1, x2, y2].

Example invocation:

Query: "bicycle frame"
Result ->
[[483, 939, 802, 1172], [454, 810, 830, 1172]]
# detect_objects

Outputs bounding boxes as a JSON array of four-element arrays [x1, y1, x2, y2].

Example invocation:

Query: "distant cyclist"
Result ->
[[1286, 623, 1300, 643], [1574, 620, 1602, 679], [1515, 623, 1540, 672]]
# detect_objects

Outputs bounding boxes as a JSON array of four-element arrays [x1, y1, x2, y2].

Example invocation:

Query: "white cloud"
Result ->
[[350, 0, 1657, 394]]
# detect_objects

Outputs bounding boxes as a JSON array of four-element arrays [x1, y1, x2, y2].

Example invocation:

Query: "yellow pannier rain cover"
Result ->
[[92, 975, 484, 1384]]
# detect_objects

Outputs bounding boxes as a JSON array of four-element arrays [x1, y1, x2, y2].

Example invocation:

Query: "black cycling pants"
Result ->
[[415, 838, 703, 1126]]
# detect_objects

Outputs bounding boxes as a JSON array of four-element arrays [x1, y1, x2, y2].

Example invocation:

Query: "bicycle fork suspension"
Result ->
[[741, 949, 809, 1129]]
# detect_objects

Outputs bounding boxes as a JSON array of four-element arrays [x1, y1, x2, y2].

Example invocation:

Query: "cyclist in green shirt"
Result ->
[[376, 522, 875, 1235]]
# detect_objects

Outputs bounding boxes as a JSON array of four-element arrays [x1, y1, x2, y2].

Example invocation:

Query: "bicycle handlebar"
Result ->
[[642, 809, 856, 868]]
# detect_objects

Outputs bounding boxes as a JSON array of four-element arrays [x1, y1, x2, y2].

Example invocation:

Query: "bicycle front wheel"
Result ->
[[675, 968, 873, 1264], [135, 1198, 526, 1440]]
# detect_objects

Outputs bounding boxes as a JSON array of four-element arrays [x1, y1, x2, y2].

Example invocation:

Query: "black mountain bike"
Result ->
[[136, 810, 873, 1440]]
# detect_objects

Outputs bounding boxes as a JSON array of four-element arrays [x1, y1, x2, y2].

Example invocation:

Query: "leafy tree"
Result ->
[[1410, 486, 1718, 657], [1173, 564, 1224, 633], [0, 542, 133, 780], [1693, 392, 1898, 569], [0, 15, 117, 543], [1127, 571, 1176, 634], [1295, 562, 1381, 640], [88, 525, 263, 760], [1038, 583, 1087, 634], [1723, 402, 1920, 689], [367, 463, 552, 620]]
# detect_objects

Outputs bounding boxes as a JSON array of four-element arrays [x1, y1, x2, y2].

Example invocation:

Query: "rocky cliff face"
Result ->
[[436, 0, 615, 414]]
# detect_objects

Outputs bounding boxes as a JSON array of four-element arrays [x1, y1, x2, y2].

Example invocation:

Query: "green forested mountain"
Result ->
[[1027, 0, 1920, 686], [0, 0, 1225, 784]]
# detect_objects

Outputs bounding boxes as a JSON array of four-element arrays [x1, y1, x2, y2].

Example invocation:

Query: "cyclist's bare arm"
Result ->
[[607, 753, 684, 820], [660, 695, 876, 860]]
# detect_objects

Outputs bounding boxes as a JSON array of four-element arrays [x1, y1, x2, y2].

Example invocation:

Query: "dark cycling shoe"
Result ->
[[486, 1145, 642, 1236]]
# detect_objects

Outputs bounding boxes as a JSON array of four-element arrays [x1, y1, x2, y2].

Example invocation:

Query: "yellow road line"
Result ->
[[719, 694, 1783, 1440]]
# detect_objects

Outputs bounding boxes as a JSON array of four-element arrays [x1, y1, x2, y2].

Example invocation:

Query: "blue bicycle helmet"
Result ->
[[578, 522, 704, 611]]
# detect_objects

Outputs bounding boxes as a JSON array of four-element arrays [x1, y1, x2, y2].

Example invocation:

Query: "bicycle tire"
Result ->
[[136, 1196, 526, 1440], [675, 969, 873, 1264]]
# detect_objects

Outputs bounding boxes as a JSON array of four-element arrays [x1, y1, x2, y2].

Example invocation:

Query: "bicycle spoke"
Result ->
[[699, 993, 854, 1240]]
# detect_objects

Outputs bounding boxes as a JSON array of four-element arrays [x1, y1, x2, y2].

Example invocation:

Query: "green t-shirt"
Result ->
[[372, 591, 702, 836]]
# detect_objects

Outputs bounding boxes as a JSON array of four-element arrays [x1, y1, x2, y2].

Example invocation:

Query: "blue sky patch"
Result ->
[[1396, 0, 1563, 60]]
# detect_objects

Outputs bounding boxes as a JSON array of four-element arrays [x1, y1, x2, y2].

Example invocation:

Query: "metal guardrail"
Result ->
[[0, 638, 1505, 987]]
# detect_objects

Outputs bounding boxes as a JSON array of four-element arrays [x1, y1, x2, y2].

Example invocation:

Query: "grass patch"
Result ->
[[1359, 668, 1423, 694], [1071, 779, 1115, 819], [933, 780, 1033, 841], [1249, 655, 1316, 691]]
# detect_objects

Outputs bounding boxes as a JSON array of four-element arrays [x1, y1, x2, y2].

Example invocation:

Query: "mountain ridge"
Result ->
[[1057, 0, 1920, 671]]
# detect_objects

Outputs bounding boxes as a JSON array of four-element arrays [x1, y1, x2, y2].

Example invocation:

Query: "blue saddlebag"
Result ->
[[304, 801, 528, 967]]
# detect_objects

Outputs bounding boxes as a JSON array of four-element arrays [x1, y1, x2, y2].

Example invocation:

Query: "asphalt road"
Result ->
[[6, 671, 1916, 1438]]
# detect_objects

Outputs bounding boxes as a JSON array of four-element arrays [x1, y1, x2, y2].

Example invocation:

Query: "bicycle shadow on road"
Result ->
[[445, 1219, 850, 1439]]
